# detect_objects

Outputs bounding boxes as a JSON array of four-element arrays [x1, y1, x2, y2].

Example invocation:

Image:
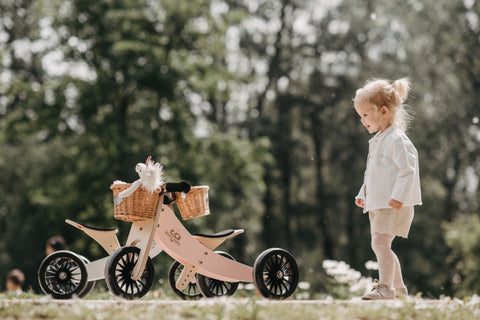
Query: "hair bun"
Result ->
[[392, 78, 410, 102]]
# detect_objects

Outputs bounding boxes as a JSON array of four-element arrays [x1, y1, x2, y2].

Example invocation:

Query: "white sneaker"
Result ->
[[395, 286, 408, 298], [362, 280, 395, 300]]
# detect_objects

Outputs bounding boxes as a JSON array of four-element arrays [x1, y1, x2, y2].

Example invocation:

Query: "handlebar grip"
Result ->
[[165, 181, 191, 193]]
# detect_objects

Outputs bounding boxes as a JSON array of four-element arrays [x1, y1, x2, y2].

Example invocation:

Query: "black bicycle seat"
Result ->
[[73, 221, 117, 232], [193, 229, 235, 238]]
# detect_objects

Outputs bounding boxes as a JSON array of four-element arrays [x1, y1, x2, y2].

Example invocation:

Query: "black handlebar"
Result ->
[[165, 181, 191, 193]]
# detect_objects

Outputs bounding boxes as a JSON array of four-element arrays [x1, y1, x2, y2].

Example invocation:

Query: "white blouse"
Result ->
[[356, 125, 422, 213]]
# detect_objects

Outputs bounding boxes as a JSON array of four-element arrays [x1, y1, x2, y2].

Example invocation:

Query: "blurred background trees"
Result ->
[[0, 0, 479, 298]]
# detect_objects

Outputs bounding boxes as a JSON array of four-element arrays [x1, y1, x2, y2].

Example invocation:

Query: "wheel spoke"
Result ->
[[133, 281, 140, 293], [207, 279, 215, 293], [187, 283, 197, 296], [213, 281, 221, 296], [221, 282, 229, 295]]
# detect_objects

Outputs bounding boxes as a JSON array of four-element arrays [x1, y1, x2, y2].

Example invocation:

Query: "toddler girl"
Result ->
[[353, 78, 422, 300]]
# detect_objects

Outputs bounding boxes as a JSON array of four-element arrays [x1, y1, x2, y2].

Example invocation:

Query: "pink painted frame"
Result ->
[[154, 205, 253, 283]]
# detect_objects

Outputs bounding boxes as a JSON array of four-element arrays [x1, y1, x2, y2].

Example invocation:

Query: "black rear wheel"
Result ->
[[196, 251, 239, 298], [78, 255, 96, 298], [38, 250, 88, 299], [253, 248, 299, 299]]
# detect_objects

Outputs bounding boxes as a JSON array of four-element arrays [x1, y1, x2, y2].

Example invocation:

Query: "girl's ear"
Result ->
[[381, 106, 389, 115]]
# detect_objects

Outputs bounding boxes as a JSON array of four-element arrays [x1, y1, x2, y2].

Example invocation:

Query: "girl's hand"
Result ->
[[355, 198, 365, 208], [389, 199, 403, 209]]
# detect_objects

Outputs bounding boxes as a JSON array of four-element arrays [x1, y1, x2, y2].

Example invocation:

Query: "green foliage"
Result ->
[[444, 214, 480, 297]]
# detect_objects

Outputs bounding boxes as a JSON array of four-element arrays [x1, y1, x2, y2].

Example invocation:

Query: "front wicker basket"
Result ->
[[175, 186, 210, 220], [110, 183, 161, 222]]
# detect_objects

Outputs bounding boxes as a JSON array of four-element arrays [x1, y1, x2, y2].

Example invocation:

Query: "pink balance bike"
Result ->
[[37, 181, 299, 300]]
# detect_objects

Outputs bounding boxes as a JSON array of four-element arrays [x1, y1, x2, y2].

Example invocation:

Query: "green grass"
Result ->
[[1, 292, 479, 320]]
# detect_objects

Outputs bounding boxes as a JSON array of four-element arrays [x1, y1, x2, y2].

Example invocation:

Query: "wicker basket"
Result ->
[[110, 183, 161, 222], [175, 186, 210, 220]]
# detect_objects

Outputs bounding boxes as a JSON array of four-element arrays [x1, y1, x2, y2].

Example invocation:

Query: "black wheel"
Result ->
[[253, 248, 299, 300], [105, 246, 154, 299], [79, 279, 96, 298], [78, 255, 96, 298], [196, 251, 239, 298], [168, 261, 202, 300], [38, 250, 88, 299]]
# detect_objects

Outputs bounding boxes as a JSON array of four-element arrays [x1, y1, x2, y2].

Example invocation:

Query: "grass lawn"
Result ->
[[1, 292, 479, 320]]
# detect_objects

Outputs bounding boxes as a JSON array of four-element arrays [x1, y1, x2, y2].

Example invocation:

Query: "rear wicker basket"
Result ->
[[110, 183, 161, 222], [175, 186, 210, 220]]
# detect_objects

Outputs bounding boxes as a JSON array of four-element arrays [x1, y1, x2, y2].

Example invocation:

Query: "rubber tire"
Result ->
[[253, 248, 299, 300], [38, 250, 88, 299], [196, 251, 239, 298], [105, 246, 155, 299], [168, 261, 202, 300], [78, 255, 96, 298], [79, 280, 96, 298]]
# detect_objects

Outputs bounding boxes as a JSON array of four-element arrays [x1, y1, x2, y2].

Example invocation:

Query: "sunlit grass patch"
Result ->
[[1, 294, 480, 320]]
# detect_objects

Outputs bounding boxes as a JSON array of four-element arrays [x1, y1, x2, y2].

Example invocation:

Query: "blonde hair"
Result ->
[[354, 78, 412, 131]]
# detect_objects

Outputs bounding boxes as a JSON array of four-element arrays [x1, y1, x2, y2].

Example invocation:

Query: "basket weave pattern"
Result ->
[[110, 183, 160, 222], [175, 186, 210, 220]]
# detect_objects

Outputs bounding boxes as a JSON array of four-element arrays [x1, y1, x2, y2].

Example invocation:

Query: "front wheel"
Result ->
[[38, 250, 88, 299], [253, 248, 299, 300], [196, 251, 239, 298], [105, 246, 155, 299], [168, 261, 202, 300]]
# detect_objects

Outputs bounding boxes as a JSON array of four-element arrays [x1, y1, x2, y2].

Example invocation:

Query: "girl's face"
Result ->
[[355, 103, 386, 134]]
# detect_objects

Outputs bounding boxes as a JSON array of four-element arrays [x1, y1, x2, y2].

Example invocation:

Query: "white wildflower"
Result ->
[[365, 260, 379, 270], [350, 277, 374, 293], [298, 281, 311, 290]]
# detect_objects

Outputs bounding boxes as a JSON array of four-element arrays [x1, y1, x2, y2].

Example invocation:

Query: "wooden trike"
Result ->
[[37, 181, 299, 300]]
